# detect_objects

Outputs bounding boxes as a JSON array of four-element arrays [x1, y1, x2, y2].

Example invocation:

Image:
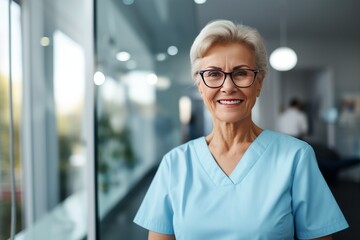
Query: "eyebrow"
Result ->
[[233, 65, 252, 70], [204, 65, 252, 71], [204, 66, 222, 70]]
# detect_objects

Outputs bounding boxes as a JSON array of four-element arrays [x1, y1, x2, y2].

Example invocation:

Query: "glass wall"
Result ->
[[0, 0, 95, 239], [94, 0, 202, 238], [0, 1, 23, 239]]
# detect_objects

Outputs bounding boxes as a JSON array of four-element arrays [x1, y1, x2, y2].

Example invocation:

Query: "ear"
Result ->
[[256, 77, 264, 97]]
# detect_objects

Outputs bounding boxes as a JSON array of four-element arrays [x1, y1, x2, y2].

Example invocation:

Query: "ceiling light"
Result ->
[[269, 47, 297, 71], [116, 51, 131, 61], [194, 0, 207, 4], [147, 73, 158, 85], [94, 71, 106, 85], [167, 46, 178, 56], [40, 37, 50, 46], [269, 0, 297, 71], [156, 53, 167, 61]]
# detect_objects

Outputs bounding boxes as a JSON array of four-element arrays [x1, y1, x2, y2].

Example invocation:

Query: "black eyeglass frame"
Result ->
[[198, 68, 260, 88]]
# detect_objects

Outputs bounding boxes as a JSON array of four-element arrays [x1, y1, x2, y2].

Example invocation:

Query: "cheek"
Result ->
[[244, 88, 259, 106], [199, 87, 216, 106], [198, 82, 209, 98]]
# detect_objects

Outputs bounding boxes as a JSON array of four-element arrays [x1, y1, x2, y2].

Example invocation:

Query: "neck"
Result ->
[[206, 121, 262, 150]]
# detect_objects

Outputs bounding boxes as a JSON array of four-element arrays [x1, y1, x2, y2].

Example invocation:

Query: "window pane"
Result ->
[[14, 0, 94, 239], [0, 1, 23, 239]]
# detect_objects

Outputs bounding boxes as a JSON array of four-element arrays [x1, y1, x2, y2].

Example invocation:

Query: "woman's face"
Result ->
[[197, 42, 263, 125]]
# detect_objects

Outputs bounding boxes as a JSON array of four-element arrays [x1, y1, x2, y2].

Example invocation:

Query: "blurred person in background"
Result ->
[[277, 98, 308, 139], [134, 19, 348, 240]]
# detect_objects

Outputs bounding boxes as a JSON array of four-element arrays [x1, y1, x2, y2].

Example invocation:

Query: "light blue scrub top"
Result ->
[[134, 130, 348, 239]]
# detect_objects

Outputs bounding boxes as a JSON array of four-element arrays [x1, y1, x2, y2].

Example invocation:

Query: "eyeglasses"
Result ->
[[198, 68, 259, 88]]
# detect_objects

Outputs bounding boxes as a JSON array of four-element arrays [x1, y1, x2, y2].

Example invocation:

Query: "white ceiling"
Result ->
[[98, 0, 360, 75], [195, 0, 360, 42]]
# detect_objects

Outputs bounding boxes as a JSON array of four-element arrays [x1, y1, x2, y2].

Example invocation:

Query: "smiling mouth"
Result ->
[[218, 99, 243, 105]]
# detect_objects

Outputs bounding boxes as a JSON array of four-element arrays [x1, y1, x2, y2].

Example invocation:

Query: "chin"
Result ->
[[216, 114, 250, 124]]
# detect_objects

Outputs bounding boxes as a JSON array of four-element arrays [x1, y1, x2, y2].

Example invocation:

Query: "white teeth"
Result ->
[[219, 100, 241, 104]]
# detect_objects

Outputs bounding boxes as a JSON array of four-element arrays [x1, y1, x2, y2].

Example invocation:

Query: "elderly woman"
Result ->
[[134, 20, 348, 240]]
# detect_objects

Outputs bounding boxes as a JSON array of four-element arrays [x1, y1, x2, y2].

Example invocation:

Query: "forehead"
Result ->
[[201, 42, 256, 68]]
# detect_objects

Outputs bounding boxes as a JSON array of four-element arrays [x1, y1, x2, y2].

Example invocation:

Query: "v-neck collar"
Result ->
[[194, 130, 271, 186]]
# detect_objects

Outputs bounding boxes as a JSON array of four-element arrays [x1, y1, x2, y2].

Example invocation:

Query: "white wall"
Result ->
[[259, 38, 360, 155]]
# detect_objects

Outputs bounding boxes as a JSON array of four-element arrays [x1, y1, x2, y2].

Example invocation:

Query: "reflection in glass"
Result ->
[[53, 30, 86, 199], [95, 0, 199, 238]]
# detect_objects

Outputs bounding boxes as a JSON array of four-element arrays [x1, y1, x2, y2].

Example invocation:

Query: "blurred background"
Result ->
[[1, 0, 359, 239]]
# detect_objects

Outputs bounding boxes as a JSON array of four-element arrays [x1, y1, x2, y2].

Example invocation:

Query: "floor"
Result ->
[[331, 179, 360, 239], [99, 168, 154, 240], [99, 168, 360, 240]]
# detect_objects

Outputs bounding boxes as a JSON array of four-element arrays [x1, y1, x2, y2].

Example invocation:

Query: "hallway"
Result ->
[[100, 167, 360, 240]]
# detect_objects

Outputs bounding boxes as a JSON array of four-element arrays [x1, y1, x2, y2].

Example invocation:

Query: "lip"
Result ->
[[217, 99, 244, 105]]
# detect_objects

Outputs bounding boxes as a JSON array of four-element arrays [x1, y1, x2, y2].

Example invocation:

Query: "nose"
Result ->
[[221, 73, 237, 91]]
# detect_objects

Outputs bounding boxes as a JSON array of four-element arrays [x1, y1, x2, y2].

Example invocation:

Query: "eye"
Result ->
[[233, 70, 248, 77], [205, 70, 222, 77]]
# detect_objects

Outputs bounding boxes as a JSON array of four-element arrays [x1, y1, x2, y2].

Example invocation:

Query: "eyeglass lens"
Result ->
[[201, 69, 256, 88]]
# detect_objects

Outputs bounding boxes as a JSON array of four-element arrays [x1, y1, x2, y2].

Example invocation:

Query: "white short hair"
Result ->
[[190, 19, 268, 80]]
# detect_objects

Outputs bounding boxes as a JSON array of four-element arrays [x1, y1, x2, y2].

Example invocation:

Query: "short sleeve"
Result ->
[[292, 145, 349, 239], [133, 158, 174, 234]]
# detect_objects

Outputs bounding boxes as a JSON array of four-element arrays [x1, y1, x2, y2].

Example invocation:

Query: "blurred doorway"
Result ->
[[278, 68, 334, 146]]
